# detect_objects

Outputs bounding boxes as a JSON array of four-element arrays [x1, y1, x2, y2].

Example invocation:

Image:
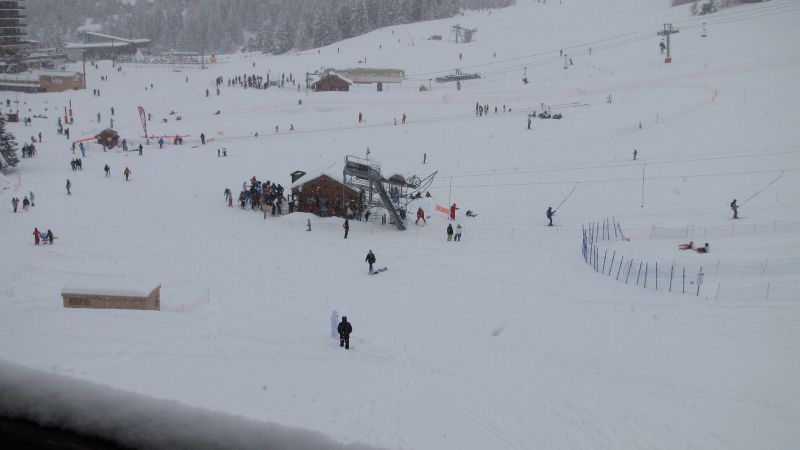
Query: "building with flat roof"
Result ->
[[65, 30, 150, 62]]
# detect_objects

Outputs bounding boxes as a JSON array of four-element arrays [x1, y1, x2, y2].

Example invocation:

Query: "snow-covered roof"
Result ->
[[38, 70, 82, 77], [290, 159, 358, 192], [61, 285, 160, 298], [66, 42, 131, 49], [76, 23, 103, 33], [79, 31, 151, 45]]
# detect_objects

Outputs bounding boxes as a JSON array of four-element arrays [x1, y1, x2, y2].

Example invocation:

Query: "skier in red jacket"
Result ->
[[416, 207, 426, 224], [450, 203, 458, 220]]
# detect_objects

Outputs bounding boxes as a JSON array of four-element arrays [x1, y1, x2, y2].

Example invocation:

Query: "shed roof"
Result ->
[[291, 159, 358, 193]]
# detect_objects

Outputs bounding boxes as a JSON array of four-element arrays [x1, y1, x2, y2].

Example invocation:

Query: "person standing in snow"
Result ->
[[33, 227, 40, 245], [730, 199, 739, 219], [11, 197, 18, 213], [454, 223, 462, 241], [46, 229, 54, 244], [330, 310, 340, 338], [29, 191, 34, 207], [447, 223, 454, 241], [158, 137, 164, 149], [123, 167, 131, 181], [358, 112, 363, 123], [66, 179, 71, 195], [416, 207, 426, 224], [633, 149, 638, 160], [365, 250, 376, 273], [338, 316, 352, 349], [343, 218, 350, 239], [104, 164, 110, 177], [200, 133, 206, 145], [546, 206, 555, 226], [138, 144, 143, 156], [22, 196, 29, 211], [450, 203, 458, 220]]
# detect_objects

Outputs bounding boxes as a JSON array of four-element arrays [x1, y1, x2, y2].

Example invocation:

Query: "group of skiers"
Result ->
[[10, 195, 33, 213], [223, 71, 295, 90], [20, 142, 37, 158], [231, 177, 287, 217], [32, 227, 55, 245], [446, 223, 463, 241], [475, 102, 512, 117]]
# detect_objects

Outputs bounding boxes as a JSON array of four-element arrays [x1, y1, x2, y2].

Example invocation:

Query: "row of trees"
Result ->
[[27, 0, 514, 55], [0, 114, 19, 170], [671, 0, 768, 15]]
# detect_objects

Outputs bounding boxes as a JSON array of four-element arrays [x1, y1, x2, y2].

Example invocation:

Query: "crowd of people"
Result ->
[[228, 176, 288, 218], [223, 71, 297, 90]]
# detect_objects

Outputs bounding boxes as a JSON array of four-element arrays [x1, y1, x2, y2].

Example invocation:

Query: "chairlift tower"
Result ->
[[657, 23, 679, 63], [343, 155, 437, 231], [450, 24, 477, 43]]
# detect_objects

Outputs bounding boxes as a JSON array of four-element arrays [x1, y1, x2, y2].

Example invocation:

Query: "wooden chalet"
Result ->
[[312, 73, 351, 92], [95, 128, 119, 149], [291, 173, 361, 217]]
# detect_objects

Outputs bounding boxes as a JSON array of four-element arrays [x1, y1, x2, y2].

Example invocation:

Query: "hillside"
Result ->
[[1, 1, 799, 449]]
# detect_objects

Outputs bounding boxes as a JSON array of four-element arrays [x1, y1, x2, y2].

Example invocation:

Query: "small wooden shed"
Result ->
[[291, 174, 360, 217], [95, 128, 120, 149], [62, 285, 161, 311], [312, 74, 351, 92]]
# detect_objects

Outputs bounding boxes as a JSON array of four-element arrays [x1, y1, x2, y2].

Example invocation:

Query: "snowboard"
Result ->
[[369, 267, 388, 275]]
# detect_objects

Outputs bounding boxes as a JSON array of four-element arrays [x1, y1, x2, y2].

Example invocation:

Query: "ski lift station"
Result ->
[[291, 156, 436, 230]]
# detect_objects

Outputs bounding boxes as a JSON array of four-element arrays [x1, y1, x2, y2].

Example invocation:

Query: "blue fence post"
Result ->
[[669, 264, 674, 292], [625, 260, 634, 284], [696, 266, 704, 296], [644, 263, 649, 289], [636, 261, 643, 285], [655, 262, 658, 291]]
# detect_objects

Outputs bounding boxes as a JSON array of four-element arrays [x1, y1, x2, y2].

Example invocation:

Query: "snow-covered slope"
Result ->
[[1, 1, 799, 449]]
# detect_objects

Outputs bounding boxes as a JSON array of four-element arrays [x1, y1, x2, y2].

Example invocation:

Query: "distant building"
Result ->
[[331, 68, 405, 85], [291, 163, 361, 218], [65, 31, 150, 62], [312, 73, 351, 92], [0, 70, 84, 93], [0, 0, 29, 72]]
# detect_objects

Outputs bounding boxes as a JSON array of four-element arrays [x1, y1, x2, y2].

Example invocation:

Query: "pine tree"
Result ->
[[0, 114, 20, 169]]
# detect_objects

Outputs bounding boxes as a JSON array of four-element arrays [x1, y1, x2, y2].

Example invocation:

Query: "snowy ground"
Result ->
[[1, 1, 799, 449]]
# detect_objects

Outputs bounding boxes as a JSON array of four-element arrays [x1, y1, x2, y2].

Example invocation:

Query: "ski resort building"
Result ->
[[291, 170, 361, 217], [61, 285, 161, 311], [332, 68, 405, 85], [0, 70, 83, 93], [65, 31, 151, 62], [0, 0, 29, 72], [312, 73, 351, 92]]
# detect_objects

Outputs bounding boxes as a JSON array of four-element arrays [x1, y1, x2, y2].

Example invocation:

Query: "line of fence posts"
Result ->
[[582, 220, 702, 297]]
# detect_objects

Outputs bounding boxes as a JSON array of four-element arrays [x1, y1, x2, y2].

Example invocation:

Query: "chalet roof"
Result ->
[[79, 31, 150, 45], [291, 159, 359, 193], [66, 42, 131, 49], [313, 73, 353, 85]]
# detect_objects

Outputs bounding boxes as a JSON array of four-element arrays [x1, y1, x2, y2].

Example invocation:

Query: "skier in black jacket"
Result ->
[[365, 250, 376, 273], [338, 316, 352, 349]]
